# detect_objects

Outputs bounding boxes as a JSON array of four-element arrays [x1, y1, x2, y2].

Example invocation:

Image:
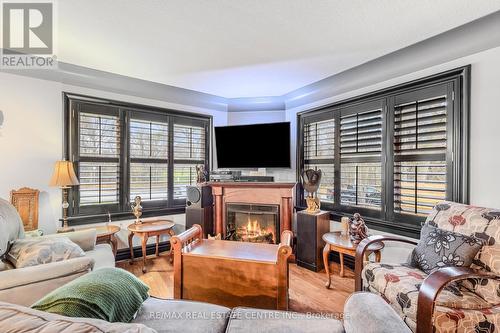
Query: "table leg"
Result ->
[[168, 229, 175, 264], [156, 235, 160, 257], [128, 232, 134, 264], [339, 252, 345, 277], [375, 250, 382, 263], [110, 235, 118, 257], [141, 234, 148, 273], [323, 244, 331, 288]]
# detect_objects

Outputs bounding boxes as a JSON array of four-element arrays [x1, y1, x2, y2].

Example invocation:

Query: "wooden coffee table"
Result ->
[[323, 231, 384, 288], [127, 220, 175, 273]]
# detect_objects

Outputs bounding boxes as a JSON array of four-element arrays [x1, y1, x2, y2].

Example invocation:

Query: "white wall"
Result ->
[[0, 72, 228, 234], [286, 45, 500, 210]]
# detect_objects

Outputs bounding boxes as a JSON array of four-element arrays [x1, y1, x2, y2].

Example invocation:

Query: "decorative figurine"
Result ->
[[301, 168, 322, 214], [131, 196, 143, 225], [196, 164, 209, 184], [341, 216, 350, 236], [349, 213, 368, 244]]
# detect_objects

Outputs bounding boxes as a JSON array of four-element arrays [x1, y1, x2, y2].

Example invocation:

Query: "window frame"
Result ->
[[296, 66, 470, 238], [63, 93, 212, 225]]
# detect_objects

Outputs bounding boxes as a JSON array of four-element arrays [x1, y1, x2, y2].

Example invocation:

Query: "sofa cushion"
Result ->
[[7, 237, 85, 268], [44, 229, 97, 252], [0, 301, 156, 333], [410, 224, 483, 274], [425, 202, 499, 275], [424, 201, 500, 304], [225, 307, 344, 333], [133, 297, 230, 333], [362, 262, 493, 325], [0, 198, 25, 257]]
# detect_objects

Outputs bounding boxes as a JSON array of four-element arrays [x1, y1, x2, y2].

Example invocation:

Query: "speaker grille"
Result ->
[[186, 186, 201, 205]]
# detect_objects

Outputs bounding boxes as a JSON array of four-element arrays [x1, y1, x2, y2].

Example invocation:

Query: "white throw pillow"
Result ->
[[6, 237, 85, 268]]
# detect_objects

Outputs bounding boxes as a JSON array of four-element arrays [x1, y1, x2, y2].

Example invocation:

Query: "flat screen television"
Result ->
[[215, 122, 291, 168]]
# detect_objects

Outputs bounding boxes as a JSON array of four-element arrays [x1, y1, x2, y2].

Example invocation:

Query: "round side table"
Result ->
[[76, 225, 120, 257], [127, 220, 175, 273], [322, 231, 384, 289]]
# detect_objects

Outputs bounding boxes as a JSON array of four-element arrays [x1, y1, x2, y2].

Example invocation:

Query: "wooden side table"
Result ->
[[322, 231, 384, 288], [93, 225, 120, 256], [66, 225, 120, 256], [127, 220, 175, 273]]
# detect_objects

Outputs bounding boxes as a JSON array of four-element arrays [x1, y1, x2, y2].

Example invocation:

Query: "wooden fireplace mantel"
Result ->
[[208, 182, 296, 239]]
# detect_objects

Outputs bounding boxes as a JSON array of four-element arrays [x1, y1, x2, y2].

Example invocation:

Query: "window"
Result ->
[[301, 111, 335, 204], [297, 67, 469, 236], [339, 101, 384, 215], [65, 94, 211, 222]]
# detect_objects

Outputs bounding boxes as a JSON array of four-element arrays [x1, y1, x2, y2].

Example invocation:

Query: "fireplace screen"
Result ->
[[226, 203, 280, 244]]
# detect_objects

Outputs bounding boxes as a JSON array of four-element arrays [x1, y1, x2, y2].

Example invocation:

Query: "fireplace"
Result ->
[[226, 203, 280, 244]]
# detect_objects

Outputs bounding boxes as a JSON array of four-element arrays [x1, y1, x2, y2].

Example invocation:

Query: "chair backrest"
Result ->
[[0, 198, 25, 257], [424, 201, 499, 274]]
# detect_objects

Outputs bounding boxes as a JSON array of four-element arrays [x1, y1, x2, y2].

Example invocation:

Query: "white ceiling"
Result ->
[[58, 0, 500, 98]]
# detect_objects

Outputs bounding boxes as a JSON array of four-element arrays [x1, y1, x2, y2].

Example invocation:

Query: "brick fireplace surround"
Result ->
[[209, 182, 296, 240]]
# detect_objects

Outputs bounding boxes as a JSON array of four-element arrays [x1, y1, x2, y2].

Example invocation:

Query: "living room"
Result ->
[[0, 1, 499, 332]]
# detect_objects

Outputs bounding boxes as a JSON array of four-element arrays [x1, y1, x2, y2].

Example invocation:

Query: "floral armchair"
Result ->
[[354, 202, 500, 333]]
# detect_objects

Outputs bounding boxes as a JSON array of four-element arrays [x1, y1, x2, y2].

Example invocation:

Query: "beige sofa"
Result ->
[[0, 198, 115, 306], [0, 293, 411, 333]]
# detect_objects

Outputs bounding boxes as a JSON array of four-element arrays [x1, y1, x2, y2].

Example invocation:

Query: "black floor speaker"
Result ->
[[186, 185, 213, 208], [186, 205, 213, 238]]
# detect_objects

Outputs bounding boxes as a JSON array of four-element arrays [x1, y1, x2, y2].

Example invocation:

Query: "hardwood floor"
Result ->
[[117, 253, 355, 316]]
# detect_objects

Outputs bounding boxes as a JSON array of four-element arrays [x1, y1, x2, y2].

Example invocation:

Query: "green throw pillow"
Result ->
[[32, 267, 149, 323]]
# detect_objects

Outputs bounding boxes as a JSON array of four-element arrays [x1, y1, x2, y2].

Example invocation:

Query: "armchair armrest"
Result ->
[[416, 266, 500, 333], [355, 235, 418, 291]]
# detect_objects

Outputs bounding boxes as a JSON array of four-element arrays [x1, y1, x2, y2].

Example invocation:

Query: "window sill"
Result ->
[[65, 207, 186, 226]]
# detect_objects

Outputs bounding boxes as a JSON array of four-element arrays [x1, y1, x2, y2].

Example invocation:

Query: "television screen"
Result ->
[[215, 122, 291, 168]]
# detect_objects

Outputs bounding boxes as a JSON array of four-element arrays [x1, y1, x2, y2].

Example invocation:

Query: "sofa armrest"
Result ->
[[344, 292, 412, 333], [416, 266, 499, 333], [355, 235, 418, 291], [40, 229, 97, 251], [0, 256, 94, 291]]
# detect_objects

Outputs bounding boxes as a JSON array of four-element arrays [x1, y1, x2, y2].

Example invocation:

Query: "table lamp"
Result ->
[[49, 160, 79, 232]]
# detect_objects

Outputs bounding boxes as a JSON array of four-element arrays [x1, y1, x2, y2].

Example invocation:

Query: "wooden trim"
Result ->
[[277, 230, 293, 310], [354, 235, 418, 291], [171, 224, 203, 299], [208, 182, 296, 189], [416, 267, 500, 333]]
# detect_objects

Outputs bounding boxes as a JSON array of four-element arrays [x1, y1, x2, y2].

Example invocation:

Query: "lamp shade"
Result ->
[[49, 160, 80, 187]]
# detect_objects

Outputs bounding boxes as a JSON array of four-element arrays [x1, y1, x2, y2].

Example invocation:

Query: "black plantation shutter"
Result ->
[[129, 112, 169, 204], [173, 118, 208, 203], [302, 110, 335, 205], [339, 100, 384, 213], [393, 84, 450, 217], [77, 103, 121, 214]]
